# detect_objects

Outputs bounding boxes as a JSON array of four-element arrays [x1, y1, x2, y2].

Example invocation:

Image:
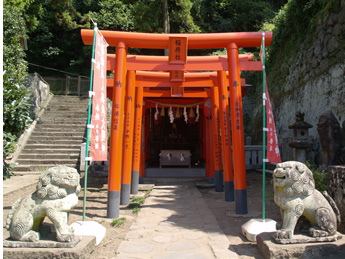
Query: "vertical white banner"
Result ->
[[90, 30, 108, 161]]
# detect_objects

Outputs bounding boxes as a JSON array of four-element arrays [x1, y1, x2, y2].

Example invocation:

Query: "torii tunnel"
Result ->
[[81, 30, 272, 218]]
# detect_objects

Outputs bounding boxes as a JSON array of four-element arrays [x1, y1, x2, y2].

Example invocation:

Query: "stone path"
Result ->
[[116, 182, 238, 259]]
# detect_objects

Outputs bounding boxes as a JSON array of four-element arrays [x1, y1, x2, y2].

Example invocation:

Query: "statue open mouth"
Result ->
[[274, 174, 286, 180]]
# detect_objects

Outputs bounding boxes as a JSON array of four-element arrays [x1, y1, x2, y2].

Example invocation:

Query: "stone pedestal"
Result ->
[[3, 236, 95, 259], [257, 232, 345, 259]]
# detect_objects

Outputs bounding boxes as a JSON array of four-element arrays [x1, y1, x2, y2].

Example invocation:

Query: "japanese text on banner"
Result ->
[[265, 79, 281, 163], [260, 41, 281, 163], [90, 30, 108, 161]]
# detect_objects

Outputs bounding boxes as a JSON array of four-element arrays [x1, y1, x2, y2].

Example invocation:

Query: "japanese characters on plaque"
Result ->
[[171, 85, 184, 97], [90, 30, 108, 161], [169, 37, 187, 64], [169, 37, 187, 96]]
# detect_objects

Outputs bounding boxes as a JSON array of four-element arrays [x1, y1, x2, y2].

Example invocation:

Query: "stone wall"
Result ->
[[327, 165, 345, 232], [26, 73, 51, 120], [268, 3, 345, 164]]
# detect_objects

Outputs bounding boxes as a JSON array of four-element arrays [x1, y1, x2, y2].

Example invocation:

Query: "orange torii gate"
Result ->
[[81, 30, 272, 218]]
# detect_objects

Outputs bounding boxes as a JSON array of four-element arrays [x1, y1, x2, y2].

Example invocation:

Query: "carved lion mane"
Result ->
[[273, 161, 340, 240], [6, 166, 81, 242]]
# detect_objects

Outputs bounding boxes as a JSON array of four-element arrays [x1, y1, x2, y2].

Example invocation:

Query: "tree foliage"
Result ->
[[91, 0, 134, 31], [3, 0, 32, 177], [193, 0, 275, 33], [26, 0, 93, 76], [21, 0, 288, 76]]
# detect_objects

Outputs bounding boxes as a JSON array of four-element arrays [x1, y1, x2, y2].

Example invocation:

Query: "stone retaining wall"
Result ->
[[265, 3, 345, 164], [26, 73, 50, 120]]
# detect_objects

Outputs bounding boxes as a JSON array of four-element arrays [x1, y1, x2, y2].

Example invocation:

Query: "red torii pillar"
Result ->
[[227, 43, 247, 214], [108, 42, 127, 218], [211, 87, 223, 191], [131, 86, 144, 194], [217, 71, 234, 201], [206, 117, 214, 179], [120, 70, 136, 205]]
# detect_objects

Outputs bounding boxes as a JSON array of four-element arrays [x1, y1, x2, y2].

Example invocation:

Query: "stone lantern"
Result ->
[[288, 112, 313, 162]]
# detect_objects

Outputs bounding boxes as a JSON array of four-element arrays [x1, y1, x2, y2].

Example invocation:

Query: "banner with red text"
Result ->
[[264, 75, 281, 163], [90, 29, 108, 161], [260, 41, 281, 163]]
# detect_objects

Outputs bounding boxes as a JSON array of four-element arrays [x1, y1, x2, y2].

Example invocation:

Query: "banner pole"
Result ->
[[83, 24, 97, 221], [262, 33, 266, 221]]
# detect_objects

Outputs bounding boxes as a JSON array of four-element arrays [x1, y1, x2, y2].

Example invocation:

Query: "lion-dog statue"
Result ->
[[272, 161, 340, 240], [6, 165, 81, 242]]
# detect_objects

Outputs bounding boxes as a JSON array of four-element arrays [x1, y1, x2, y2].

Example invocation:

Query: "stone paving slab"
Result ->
[[116, 182, 238, 259]]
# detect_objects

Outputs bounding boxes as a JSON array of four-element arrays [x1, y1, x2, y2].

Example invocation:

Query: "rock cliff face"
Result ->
[[266, 3, 345, 164]]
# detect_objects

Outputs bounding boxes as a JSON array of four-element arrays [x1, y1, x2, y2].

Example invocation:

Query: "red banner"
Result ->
[[90, 30, 108, 161], [265, 77, 281, 163], [260, 39, 281, 163]]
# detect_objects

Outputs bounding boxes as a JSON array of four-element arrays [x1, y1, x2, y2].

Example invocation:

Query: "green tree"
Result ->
[[193, 0, 275, 33], [91, 0, 134, 31], [131, 0, 199, 33], [26, 0, 93, 76], [3, 1, 32, 177]]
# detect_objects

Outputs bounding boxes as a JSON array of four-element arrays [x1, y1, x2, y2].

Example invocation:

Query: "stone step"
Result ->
[[13, 171, 44, 176], [40, 118, 88, 123], [46, 107, 88, 111], [34, 129, 85, 134], [49, 97, 89, 101], [22, 148, 81, 154], [37, 122, 87, 127], [46, 104, 88, 108], [28, 135, 84, 140], [18, 153, 80, 159], [41, 114, 88, 118], [30, 132, 84, 137], [26, 139, 84, 145], [41, 115, 88, 120], [48, 103, 89, 108], [35, 124, 86, 129], [47, 104, 88, 108], [15, 158, 79, 165], [24, 144, 82, 149], [13, 163, 78, 172]]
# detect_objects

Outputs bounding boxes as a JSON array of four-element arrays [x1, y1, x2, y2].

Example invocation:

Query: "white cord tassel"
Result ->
[[154, 103, 159, 120], [195, 105, 199, 122], [169, 106, 174, 123], [183, 107, 188, 123]]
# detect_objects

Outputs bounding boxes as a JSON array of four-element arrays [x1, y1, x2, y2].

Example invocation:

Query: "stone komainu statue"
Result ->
[[6, 166, 81, 242], [317, 110, 345, 168], [273, 161, 341, 240]]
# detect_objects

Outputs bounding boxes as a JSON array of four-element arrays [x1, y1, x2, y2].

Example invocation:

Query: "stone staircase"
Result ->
[[13, 95, 89, 175]]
